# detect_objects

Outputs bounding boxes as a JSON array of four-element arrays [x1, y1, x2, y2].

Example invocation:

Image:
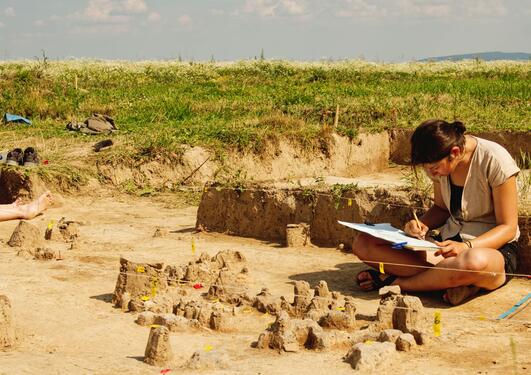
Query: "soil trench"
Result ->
[[0, 194, 529, 374]]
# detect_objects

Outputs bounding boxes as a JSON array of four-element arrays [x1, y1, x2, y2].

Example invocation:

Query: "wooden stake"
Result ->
[[333, 104, 339, 128]]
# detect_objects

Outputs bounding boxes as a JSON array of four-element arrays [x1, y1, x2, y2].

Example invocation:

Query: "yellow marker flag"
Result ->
[[136, 266, 145, 273], [335, 306, 345, 311], [364, 340, 374, 345], [347, 198, 352, 207], [379, 262, 384, 274], [47, 220, 55, 230], [141, 295, 150, 301], [191, 238, 196, 256], [151, 278, 158, 298], [433, 311, 441, 337], [149, 324, 160, 328], [204, 345, 213, 352]]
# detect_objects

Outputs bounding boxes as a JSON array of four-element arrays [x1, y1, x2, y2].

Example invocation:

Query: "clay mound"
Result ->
[[8, 221, 42, 248], [45, 218, 80, 243], [255, 310, 353, 352], [144, 326, 174, 366], [183, 250, 248, 285], [184, 350, 230, 370], [112, 258, 169, 312], [18, 247, 63, 261], [253, 280, 356, 327], [0, 295, 16, 351]]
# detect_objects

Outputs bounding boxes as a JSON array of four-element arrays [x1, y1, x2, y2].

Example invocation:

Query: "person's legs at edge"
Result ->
[[0, 191, 53, 221]]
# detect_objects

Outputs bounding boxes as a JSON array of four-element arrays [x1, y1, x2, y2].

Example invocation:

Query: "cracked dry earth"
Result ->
[[0, 191, 530, 374]]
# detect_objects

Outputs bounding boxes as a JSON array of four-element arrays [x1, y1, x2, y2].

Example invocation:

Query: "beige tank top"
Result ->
[[433, 137, 520, 243]]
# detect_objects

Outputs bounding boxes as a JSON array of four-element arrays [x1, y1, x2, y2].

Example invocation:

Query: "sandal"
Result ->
[[443, 286, 480, 305], [356, 269, 397, 292]]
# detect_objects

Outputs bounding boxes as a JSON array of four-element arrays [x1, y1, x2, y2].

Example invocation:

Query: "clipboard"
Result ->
[[338, 221, 441, 251]]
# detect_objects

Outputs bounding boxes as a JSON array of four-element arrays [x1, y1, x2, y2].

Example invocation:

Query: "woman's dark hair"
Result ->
[[410, 119, 466, 165]]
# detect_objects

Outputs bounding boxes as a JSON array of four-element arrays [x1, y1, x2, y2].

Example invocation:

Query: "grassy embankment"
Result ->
[[0, 60, 529, 195]]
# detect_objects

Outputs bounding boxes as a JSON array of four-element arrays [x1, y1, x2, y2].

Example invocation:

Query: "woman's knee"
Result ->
[[352, 233, 375, 259], [452, 249, 494, 283], [460, 250, 488, 271]]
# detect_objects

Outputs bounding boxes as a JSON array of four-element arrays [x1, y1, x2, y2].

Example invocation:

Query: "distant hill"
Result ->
[[419, 51, 531, 62]]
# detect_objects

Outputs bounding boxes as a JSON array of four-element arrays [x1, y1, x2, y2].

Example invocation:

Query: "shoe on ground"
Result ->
[[0, 151, 8, 164], [6, 148, 23, 166], [23, 147, 40, 167]]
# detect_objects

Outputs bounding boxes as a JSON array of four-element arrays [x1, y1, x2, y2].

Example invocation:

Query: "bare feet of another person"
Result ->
[[21, 191, 53, 220]]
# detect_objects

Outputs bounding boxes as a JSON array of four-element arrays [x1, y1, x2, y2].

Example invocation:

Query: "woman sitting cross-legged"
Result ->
[[353, 119, 520, 305]]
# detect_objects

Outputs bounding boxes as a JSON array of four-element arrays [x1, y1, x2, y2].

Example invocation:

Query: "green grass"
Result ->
[[0, 59, 529, 155]]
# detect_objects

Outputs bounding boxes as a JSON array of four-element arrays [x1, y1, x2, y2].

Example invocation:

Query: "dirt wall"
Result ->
[[196, 186, 427, 248], [97, 132, 390, 190], [196, 186, 531, 273], [0, 167, 47, 204]]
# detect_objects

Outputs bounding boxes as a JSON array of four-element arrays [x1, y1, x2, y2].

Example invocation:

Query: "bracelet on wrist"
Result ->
[[464, 240, 473, 248]]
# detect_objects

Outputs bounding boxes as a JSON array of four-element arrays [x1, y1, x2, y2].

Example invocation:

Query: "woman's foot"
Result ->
[[443, 285, 480, 305], [356, 269, 396, 291], [21, 191, 53, 220]]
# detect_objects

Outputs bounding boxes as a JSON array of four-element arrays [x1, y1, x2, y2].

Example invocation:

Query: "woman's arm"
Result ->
[[419, 182, 450, 230], [404, 182, 450, 237], [469, 176, 518, 249]]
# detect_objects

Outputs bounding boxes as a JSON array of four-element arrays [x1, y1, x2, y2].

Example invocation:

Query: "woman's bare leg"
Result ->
[[395, 248, 506, 292], [0, 191, 53, 221], [353, 233, 432, 277]]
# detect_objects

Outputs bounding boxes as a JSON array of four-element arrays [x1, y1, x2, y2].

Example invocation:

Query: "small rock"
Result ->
[[393, 296, 425, 333], [378, 285, 401, 299], [153, 227, 169, 238], [410, 329, 429, 345], [184, 350, 229, 370], [378, 329, 403, 343], [136, 311, 156, 326], [345, 341, 397, 371], [396, 333, 416, 351], [34, 248, 61, 261]]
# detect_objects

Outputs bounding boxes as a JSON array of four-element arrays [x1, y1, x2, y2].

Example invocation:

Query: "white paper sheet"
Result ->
[[338, 221, 440, 250]]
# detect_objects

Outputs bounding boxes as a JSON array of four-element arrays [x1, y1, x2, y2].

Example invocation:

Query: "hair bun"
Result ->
[[452, 121, 466, 134]]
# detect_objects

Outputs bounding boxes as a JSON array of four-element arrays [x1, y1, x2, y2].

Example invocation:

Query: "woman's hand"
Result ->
[[434, 240, 468, 258], [404, 219, 429, 239]]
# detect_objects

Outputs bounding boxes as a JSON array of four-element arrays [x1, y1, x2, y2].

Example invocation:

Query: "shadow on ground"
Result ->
[[90, 293, 114, 303]]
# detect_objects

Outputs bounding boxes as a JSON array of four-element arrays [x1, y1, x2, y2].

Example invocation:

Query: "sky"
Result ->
[[0, 0, 529, 62]]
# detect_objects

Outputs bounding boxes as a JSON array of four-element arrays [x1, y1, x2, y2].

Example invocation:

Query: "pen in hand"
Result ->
[[412, 210, 425, 240]]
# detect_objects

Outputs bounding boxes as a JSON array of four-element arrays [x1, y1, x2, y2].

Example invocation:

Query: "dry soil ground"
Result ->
[[0, 191, 530, 374]]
